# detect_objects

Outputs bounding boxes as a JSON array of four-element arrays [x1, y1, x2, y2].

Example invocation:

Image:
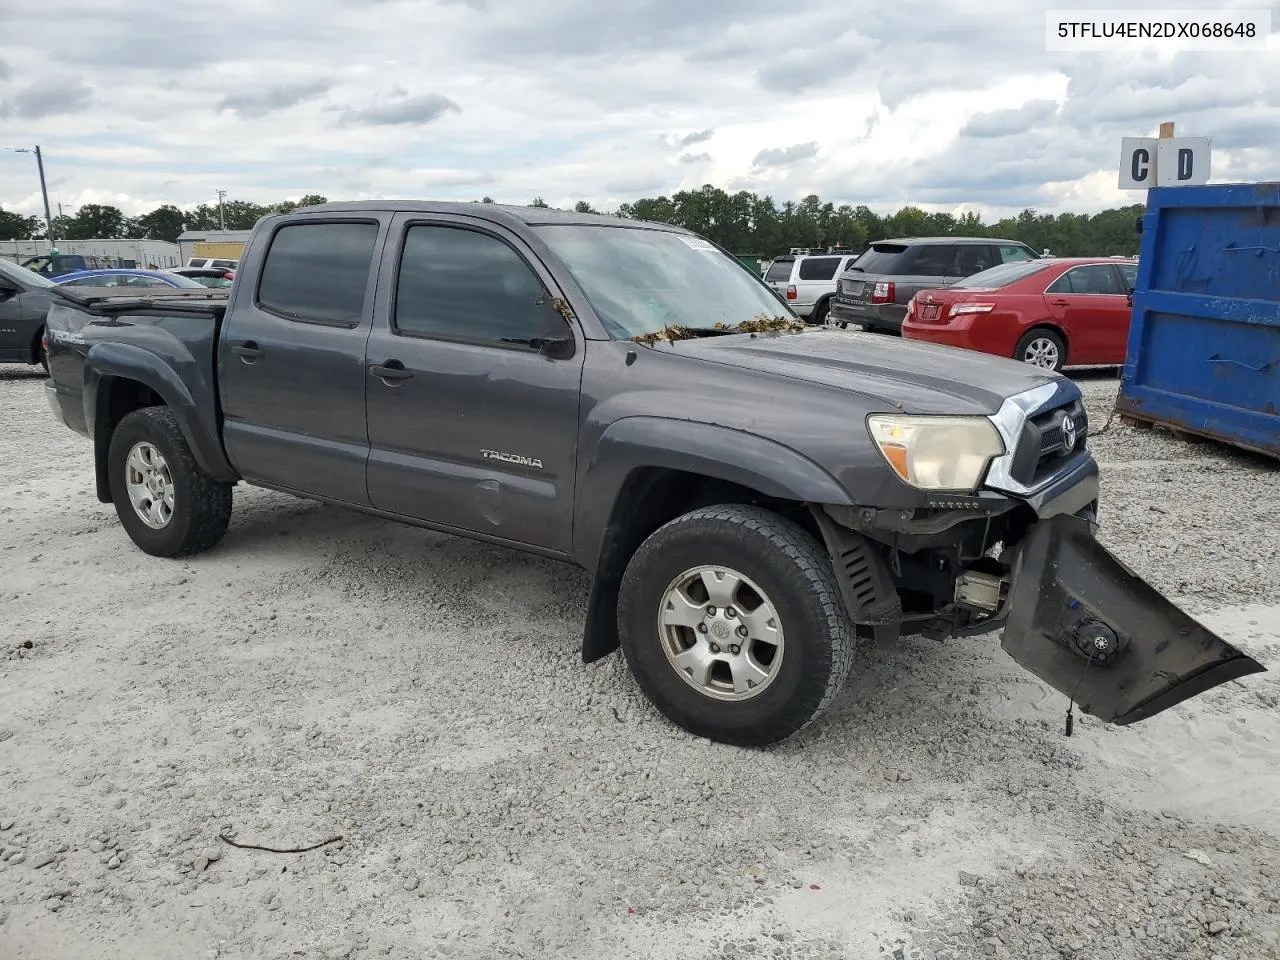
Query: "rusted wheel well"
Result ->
[[93, 377, 166, 503], [580, 467, 819, 663]]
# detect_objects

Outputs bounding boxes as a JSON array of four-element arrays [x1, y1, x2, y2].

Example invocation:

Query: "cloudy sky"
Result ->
[[2, 0, 1279, 222]]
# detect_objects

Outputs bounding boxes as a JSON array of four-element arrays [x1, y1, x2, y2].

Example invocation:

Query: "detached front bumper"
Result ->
[[999, 512, 1265, 725], [817, 450, 1263, 727]]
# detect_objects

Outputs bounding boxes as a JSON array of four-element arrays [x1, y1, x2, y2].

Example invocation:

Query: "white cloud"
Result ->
[[1, 0, 1278, 221]]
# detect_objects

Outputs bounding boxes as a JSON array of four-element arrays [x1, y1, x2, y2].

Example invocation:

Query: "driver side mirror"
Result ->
[[0, 282, 18, 301], [539, 336, 576, 360]]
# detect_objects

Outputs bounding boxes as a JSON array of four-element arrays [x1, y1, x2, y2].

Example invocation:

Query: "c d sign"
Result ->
[[1119, 136, 1212, 189]]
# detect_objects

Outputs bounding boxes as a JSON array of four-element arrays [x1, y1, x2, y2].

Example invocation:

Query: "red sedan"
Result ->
[[901, 257, 1137, 371]]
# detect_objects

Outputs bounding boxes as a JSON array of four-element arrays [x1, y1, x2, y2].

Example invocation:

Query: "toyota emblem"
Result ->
[[1061, 414, 1077, 451]]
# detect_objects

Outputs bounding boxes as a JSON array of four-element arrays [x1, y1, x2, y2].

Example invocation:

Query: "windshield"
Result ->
[[534, 225, 791, 338], [952, 260, 1055, 289], [0, 258, 57, 289]]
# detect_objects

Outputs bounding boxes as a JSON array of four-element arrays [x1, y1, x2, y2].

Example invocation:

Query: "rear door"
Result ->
[[898, 243, 964, 304], [363, 214, 584, 552], [1043, 263, 1130, 364], [218, 216, 387, 504], [792, 256, 843, 315]]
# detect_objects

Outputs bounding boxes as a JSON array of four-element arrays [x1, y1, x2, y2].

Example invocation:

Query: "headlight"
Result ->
[[866, 414, 1005, 492]]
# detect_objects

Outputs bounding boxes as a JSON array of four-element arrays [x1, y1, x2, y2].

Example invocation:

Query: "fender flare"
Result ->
[[85, 342, 238, 502], [575, 417, 853, 663]]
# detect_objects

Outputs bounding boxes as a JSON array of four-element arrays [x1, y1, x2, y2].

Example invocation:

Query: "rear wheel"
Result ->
[[617, 504, 855, 746], [811, 299, 829, 325], [1015, 328, 1066, 371], [107, 407, 233, 557]]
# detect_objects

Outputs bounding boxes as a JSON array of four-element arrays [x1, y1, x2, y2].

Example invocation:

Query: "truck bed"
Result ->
[[43, 288, 231, 469]]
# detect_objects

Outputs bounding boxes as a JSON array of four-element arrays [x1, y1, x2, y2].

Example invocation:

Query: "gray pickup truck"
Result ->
[[42, 202, 1262, 746]]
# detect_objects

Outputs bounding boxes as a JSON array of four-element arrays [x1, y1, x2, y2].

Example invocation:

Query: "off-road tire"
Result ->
[[811, 299, 829, 325], [617, 504, 855, 746], [107, 406, 233, 558]]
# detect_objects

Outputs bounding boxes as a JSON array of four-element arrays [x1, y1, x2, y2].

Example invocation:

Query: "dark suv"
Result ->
[[829, 237, 1040, 334]]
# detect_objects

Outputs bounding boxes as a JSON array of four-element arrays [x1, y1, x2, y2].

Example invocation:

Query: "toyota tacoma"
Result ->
[[41, 202, 1264, 746]]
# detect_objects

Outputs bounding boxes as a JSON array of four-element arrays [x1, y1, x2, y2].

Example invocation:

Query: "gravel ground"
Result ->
[[2, 364, 1278, 960]]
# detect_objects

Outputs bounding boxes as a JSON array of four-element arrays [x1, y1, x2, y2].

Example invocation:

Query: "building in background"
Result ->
[[177, 230, 252, 264], [0, 238, 181, 269]]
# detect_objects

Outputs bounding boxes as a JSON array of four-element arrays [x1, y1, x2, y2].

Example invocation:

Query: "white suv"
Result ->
[[762, 253, 861, 325]]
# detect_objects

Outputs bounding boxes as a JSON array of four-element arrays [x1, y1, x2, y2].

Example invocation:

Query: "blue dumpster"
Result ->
[[1116, 182, 1280, 458]]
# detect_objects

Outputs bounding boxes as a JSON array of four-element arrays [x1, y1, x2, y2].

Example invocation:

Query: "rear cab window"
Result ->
[[257, 221, 380, 325], [765, 258, 794, 282]]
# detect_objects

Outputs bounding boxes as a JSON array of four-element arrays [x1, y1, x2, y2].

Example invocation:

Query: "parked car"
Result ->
[[54, 269, 209, 290], [41, 202, 1262, 746], [169, 267, 236, 288], [901, 257, 1138, 372], [829, 237, 1040, 334], [0, 257, 55, 369], [762, 253, 861, 324], [186, 258, 238, 271]]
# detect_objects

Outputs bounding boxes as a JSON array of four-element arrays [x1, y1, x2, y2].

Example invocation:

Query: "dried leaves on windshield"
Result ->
[[630, 314, 805, 345], [719, 314, 806, 334], [630, 325, 699, 345]]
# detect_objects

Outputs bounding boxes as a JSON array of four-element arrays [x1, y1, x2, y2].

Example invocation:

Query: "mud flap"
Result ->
[[1001, 513, 1265, 724]]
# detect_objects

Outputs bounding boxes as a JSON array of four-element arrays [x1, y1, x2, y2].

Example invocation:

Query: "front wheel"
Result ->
[[107, 406, 233, 557], [1015, 328, 1066, 371], [617, 504, 855, 746]]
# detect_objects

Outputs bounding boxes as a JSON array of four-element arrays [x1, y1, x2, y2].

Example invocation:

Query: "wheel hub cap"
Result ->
[[657, 565, 784, 702], [124, 441, 175, 529], [1025, 338, 1059, 367]]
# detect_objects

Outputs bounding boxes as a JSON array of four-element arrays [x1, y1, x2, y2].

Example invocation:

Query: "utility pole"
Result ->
[[2, 145, 55, 246], [34, 146, 54, 246], [216, 189, 227, 230]]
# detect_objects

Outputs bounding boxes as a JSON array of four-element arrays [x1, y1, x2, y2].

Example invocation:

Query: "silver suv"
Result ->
[[763, 253, 861, 325]]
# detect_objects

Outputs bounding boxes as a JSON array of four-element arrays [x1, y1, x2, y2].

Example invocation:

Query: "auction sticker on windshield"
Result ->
[[679, 236, 717, 251]]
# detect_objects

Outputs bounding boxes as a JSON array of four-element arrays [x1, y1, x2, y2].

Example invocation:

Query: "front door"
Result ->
[[1043, 263, 1130, 364], [364, 215, 584, 553], [218, 217, 386, 504]]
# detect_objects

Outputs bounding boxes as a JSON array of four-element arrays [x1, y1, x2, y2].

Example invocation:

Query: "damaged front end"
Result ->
[[813, 484, 1265, 727]]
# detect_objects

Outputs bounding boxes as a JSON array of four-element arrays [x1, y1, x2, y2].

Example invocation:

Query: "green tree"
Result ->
[[529, 197, 549, 208], [57, 204, 131, 239], [0, 206, 39, 241], [131, 204, 186, 242], [573, 200, 595, 213]]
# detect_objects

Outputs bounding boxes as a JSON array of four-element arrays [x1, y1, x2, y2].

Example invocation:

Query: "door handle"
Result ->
[[370, 360, 412, 383], [1207, 355, 1272, 373], [1050, 299, 1069, 306], [232, 340, 264, 362]]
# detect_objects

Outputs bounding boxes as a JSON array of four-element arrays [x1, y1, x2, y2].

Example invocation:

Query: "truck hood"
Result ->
[[671, 329, 1065, 415]]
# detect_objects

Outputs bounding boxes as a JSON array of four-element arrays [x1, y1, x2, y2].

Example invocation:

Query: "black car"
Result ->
[[829, 237, 1040, 334], [0, 258, 57, 369]]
